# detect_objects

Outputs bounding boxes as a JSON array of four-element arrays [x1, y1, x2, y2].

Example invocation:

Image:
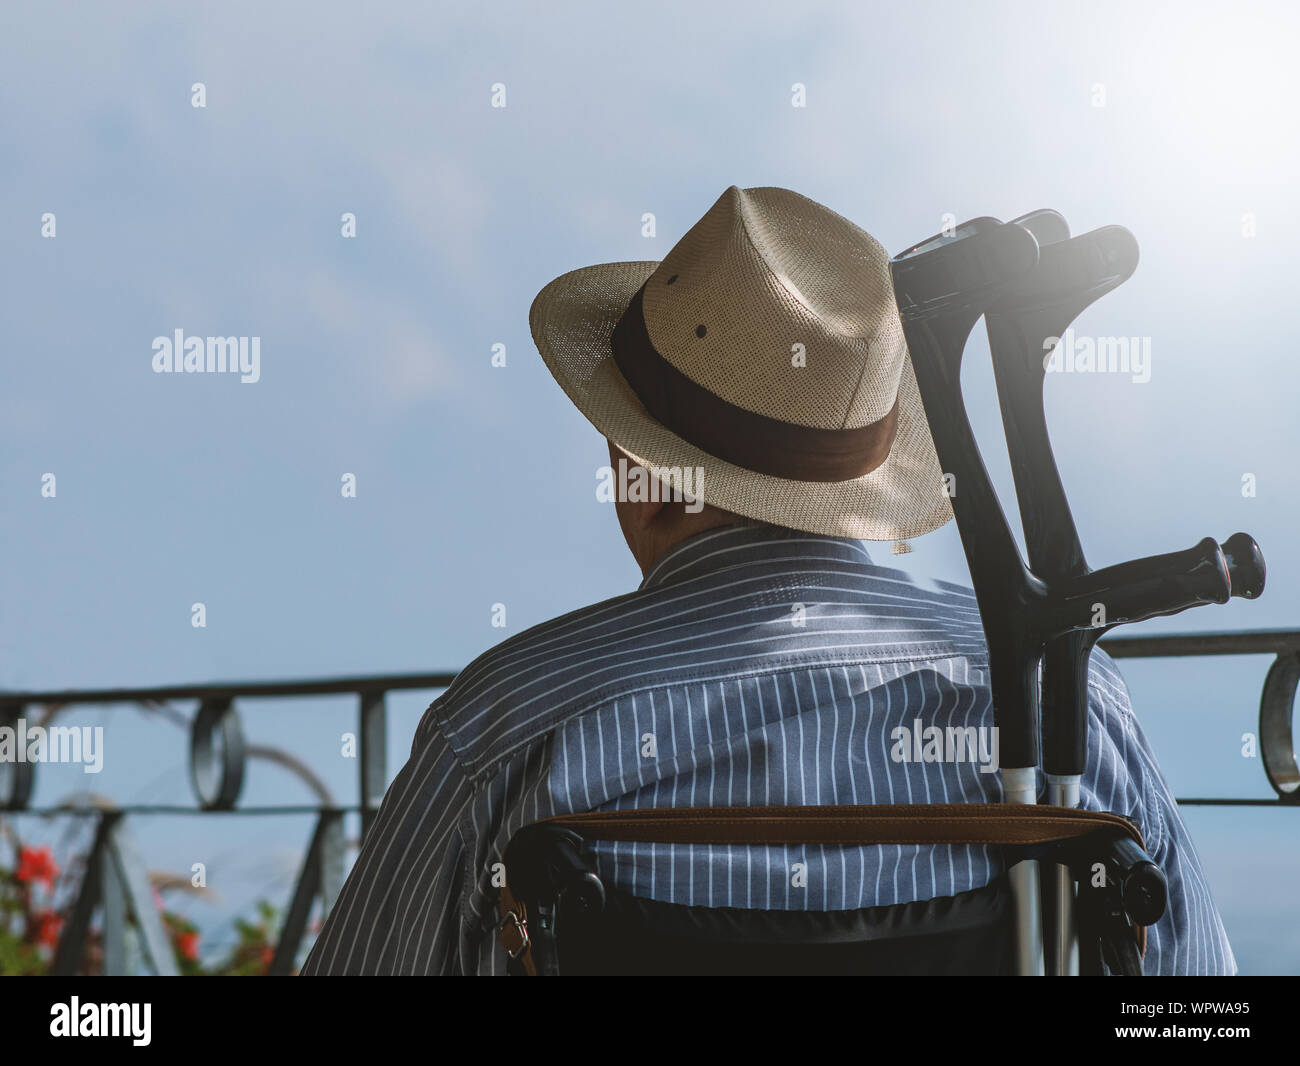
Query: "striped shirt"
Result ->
[[302, 524, 1234, 975]]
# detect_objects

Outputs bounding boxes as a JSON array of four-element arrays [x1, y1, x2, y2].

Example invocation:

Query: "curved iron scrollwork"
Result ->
[[0, 702, 34, 811], [190, 697, 246, 809], [1261, 652, 1300, 802]]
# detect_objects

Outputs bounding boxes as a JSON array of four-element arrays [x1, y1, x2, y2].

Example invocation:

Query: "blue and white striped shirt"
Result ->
[[303, 524, 1234, 975]]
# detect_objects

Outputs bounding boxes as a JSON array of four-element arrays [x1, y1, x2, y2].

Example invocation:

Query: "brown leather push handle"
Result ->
[[535, 803, 1146, 850]]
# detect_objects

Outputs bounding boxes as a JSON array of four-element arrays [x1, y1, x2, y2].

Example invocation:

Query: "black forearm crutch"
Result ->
[[984, 212, 1265, 974], [890, 215, 1266, 975]]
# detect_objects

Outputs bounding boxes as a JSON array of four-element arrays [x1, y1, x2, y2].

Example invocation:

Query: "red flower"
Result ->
[[32, 909, 62, 948], [175, 930, 200, 962], [260, 945, 274, 967], [16, 846, 59, 890]]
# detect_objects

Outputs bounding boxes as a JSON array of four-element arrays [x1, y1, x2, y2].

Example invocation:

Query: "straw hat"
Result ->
[[528, 185, 954, 540]]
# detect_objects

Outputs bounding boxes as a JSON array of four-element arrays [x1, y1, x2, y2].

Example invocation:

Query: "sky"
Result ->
[[1, 0, 1297, 973]]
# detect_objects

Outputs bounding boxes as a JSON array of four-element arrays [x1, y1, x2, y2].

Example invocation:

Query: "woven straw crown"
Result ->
[[642, 186, 905, 430]]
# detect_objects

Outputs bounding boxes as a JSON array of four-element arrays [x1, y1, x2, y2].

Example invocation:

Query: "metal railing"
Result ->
[[2, 630, 1296, 973], [1, 671, 454, 974], [1099, 628, 1300, 804]]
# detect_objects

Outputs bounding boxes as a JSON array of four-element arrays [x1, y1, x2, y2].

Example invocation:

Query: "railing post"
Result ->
[[268, 809, 344, 974], [101, 853, 127, 975], [52, 812, 115, 975], [108, 816, 179, 975], [0, 701, 34, 810], [50, 812, 177, 976], [319, 808, 344, 913], [359, 691, 387, 840]]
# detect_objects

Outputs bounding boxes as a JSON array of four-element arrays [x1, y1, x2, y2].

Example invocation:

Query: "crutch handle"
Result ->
[[1057, 536, 1232, 630], [991, 225, 1138, 315], [1007, 208, 1070, 247], [892, 217, 1038, 319], [1222, 531, 1266, 600]]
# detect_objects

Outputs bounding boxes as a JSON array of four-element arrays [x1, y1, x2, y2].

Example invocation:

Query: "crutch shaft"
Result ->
[[1002, 766, 1045, 976]]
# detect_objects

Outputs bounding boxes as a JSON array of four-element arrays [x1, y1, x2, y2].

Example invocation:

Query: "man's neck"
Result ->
[[633, 513, 751, 578]]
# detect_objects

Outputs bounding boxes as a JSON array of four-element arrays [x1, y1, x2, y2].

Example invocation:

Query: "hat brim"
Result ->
[[530, 260, 954, 540]]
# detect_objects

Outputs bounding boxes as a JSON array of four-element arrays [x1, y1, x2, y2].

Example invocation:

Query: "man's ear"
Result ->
[[607, 437, 670, 531]]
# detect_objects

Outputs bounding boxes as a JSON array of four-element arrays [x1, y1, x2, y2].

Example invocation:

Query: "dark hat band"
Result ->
[[610, 282, 899, 483]]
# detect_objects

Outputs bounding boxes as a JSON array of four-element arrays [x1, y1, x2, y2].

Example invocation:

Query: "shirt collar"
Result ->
[[639, 523, 874, 591]]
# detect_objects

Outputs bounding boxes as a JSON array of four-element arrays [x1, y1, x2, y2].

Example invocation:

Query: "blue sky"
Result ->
[[2, 0, 1297, 972]]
